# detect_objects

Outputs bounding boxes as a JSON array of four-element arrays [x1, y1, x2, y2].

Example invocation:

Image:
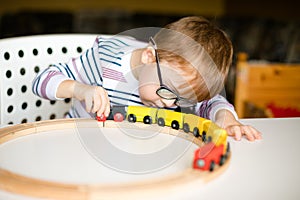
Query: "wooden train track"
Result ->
[[0, 118, 231, 200]]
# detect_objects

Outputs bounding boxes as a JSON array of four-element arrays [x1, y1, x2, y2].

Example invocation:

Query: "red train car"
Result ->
[[193, 142, 226, 171]]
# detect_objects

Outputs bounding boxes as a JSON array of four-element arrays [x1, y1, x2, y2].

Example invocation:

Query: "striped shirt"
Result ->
[[32, 35, 238, 120]]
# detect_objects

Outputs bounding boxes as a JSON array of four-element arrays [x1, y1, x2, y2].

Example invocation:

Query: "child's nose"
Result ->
[[161, 99, 176, 107]]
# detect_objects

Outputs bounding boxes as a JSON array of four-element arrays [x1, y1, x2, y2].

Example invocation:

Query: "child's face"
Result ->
[[138, 62, 197, 108], [138, 63, 176, 108]]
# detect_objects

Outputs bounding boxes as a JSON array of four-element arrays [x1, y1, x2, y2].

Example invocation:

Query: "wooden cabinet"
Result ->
[[234, 53, 300, 118]]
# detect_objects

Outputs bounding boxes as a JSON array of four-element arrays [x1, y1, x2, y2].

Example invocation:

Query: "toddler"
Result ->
[[32, 16, 261, 141]]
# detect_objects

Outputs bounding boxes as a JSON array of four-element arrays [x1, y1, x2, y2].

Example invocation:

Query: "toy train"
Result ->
[[96, 105, 230, 172]]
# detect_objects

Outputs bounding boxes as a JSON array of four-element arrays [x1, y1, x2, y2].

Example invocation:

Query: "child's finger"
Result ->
[[98, 91, 108, 116], [91, 87, 106, 116], [233, 126, 243, 141], [85, 96, 93, 113], [92, 95, 101, 113], [242, 126, 255, 141], [102, 89, 110, 117], [96, 101, 105, 117], [246, 126, 262, 140], [104, 101, 111, 117], [226, 126, 242, 141]]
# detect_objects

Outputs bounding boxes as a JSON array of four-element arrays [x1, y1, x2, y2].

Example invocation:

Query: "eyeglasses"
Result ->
[[149, 37, 195, 108]]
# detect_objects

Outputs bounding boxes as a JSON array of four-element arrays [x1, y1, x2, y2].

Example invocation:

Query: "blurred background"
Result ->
[[1, 0, 299, 118]]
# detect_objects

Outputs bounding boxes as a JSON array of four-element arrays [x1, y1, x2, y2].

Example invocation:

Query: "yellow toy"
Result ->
[[182, 114, 210, 138], [97, 105, 231, 171], [126, 106, 158, 124], [156, 109, 185, 130]]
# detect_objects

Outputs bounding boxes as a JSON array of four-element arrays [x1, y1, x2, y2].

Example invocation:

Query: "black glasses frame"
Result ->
[[149, 37, 195, 107]]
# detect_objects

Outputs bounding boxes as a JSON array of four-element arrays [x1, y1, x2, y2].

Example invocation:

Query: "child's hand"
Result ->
[[224, 123, 262, 141], [72, 82, 110, 117], [215, 109, 262, 141]]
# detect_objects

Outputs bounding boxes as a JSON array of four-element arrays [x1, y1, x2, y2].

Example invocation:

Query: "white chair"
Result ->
[[0, 34, 98, 125]]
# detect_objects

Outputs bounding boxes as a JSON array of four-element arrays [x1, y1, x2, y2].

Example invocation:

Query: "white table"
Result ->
[[195, 117, 300, 200], [0, 118, 300, 200]]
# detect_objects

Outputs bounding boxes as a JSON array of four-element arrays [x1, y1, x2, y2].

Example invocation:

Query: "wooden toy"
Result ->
[[0, 105, 231, 200], [96, 113, 106, 122], [193, 142, 226, 171], [97, 105, 230, 170]]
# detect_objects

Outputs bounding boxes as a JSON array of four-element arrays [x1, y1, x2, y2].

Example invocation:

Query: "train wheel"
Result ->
[[193, 127, 200, 137], [226, 142, 230, 153], [209, 161, 215, 171], [113, 113, 124, 122], [207, 136, 212, 143], [157, 118, 165, 127], [143, 116, 152, 124], [224, 142, 231, 159], [202, 131, 207, 142], [171, 121, 180, 130], [183, 123, 190, 133], [128, 114, 136, 123], [219, 155, 226, 166]]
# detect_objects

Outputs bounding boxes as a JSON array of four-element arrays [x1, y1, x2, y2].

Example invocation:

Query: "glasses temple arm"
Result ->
[[150, 37, 164, 87], [154, 50, 164, 87]]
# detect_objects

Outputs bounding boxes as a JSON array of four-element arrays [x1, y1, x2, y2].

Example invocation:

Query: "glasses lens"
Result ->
[[175, 99, 195, 107], [156, 87, 177, 99]]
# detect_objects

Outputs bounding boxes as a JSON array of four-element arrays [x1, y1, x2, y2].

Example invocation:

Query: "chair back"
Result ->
[[0, 34, 98, 125]]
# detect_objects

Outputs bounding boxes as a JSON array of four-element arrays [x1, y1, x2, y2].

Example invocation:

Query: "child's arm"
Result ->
[[214, 109, 262, 141], [196, 94, 262, 141], [32, 37, 108, 117], [56, 80, 110, 117]]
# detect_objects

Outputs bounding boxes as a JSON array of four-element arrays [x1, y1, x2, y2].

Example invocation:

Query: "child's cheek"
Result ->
[[139, 84, 160, 103]]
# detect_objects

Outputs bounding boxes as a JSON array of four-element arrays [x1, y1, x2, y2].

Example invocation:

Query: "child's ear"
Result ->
[[141, 47, 156, 64]]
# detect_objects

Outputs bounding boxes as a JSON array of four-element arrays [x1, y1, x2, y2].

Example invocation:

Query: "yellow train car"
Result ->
[[203, 122, 228, 153], [212, 128, 228, 153], [124, 106, 228, 153], [126, 106, 158, 124], [156, 109, 185, 130], [182, 114, 210, 138]]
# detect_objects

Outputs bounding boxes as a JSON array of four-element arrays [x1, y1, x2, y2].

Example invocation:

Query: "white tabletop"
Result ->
[[195, 117, 300, 200], [0, 117, 300, 200]]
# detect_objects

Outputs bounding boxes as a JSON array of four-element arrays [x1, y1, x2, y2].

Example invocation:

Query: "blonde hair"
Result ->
[[153, 16, 233, 101]]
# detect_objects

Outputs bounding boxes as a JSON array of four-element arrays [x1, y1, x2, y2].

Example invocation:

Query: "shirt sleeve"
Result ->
[[32, 37, 103, 100], [32, 69, 71, 100], [195, 94, 239, 121]]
